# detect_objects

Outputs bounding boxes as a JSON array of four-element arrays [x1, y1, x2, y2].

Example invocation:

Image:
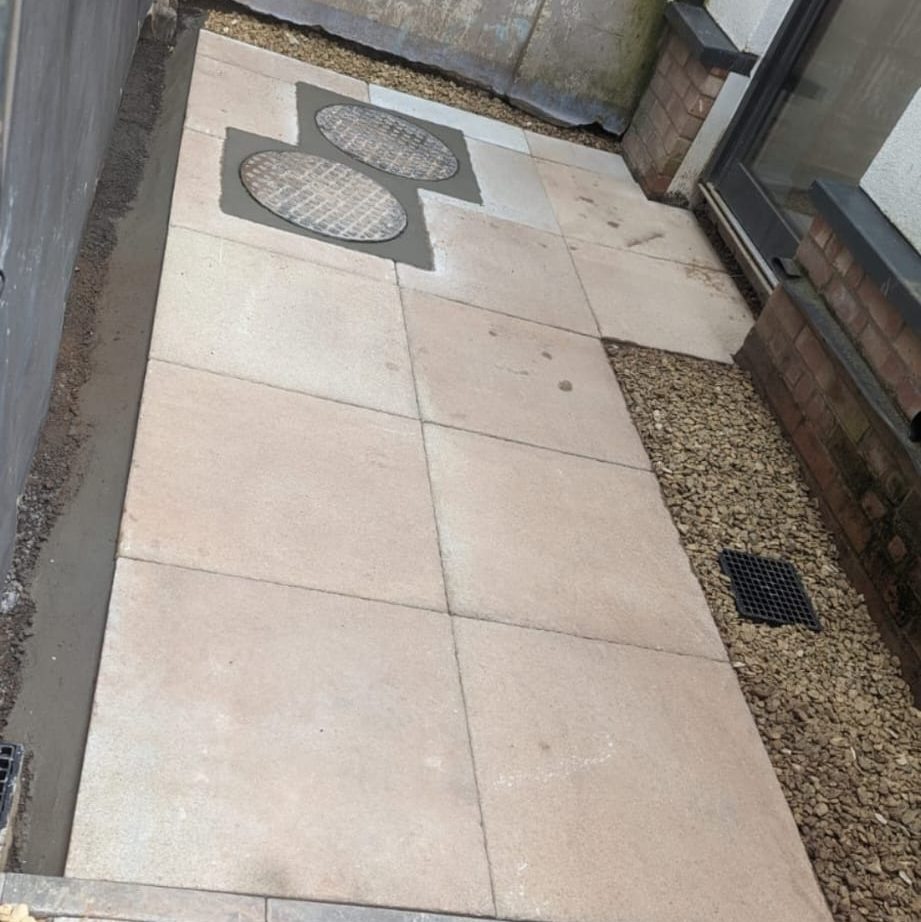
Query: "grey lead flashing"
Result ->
[[811, 179, 921, 336], [664, 2, 757, 76]]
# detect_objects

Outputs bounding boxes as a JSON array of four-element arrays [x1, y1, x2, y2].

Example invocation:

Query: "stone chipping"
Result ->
[[607, 342, 921, 922]]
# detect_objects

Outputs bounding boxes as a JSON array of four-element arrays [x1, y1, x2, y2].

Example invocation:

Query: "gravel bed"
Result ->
[[607, 343, 920, 922], [193, 0, 621, 152]]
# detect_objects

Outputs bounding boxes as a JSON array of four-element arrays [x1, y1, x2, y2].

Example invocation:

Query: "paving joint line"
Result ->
[[564, 234, 732, 277]]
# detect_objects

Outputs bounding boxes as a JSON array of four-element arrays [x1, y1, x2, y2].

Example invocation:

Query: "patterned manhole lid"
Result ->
[[240, 151, 408, 242], [316, 104, 459, 182]]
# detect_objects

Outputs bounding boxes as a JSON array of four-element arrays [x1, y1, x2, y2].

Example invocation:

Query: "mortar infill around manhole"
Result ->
[[719, 549, 821, 631], [240, 151, 407, 243], [0, 741, 23, 828], [316, 104, 459, 182]]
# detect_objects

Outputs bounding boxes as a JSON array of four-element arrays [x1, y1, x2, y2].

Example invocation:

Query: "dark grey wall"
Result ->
[[0, 1, 149, 578]]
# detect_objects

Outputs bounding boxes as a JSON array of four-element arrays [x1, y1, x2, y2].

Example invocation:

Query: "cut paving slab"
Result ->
[[150, 226, 417, 415], [571, 240, 753, 363], [425, 425, 725, 660], [119, 361, 445, 611], [67, 559, 492, 914], [455, 619, 833, 922], [524, 130, 634, 182], [537, 159, 724, 271], [398, 203, 597, 335], [403, 289, 648, 466]]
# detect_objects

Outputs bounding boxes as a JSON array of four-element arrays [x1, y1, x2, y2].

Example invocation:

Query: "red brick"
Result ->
[[670, 33, 691, 67], [888, 535, 908, 563], [861, 490, 887, 521], [795, 325, 836, 390], [667, 59, 691, 99], [859, 276, 905, 339], [792, 367, 815, 405], [686, 92, 715, 120], [859, 431, 909, 504], [810, 216, 833, 249], [796, 236, 833, 290], [670, 98, 704, 140], [895, 377, 921, 419], [649, 72, 672, 106], [860, 322, 908, 390], [827, 479, 873, 553], [804, 391, 836, 437], [825, 377, 871, 443], [710, 66, 729, 79], [792, 420, 837, 490], [825, 278, 866, 337], [825, 235, 843, 262], [893, 325, 921, 374], [770, 287, 806, 340], [650, 97, 672, 139], [844, 261, 865, 292], [833, 245, 854, 279]]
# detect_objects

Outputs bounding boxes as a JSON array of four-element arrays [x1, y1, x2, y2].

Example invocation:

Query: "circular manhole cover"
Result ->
[[240, 151, 408, 242], [316, 104, 459, 182]]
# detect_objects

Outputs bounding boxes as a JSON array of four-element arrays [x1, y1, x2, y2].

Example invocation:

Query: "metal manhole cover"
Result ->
[[240, 151, 408, 242], [719, 549, 821, 631], [316, 105, 459, 181], [0, 742, 23, 828]]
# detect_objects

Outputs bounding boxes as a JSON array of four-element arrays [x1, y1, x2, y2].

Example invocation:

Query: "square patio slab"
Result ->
[[570, 241, 753, 363], [67, 559, 492, 915], [397, 204, 597, 335], [457, 139, 559, 233], [455, 619, 832, 922], [524, 131, 634, 183], [121, 361, 445, 611], [150, 227, 416, 416], [368, 85, 528, 152], [197, 30, 369, 100], [186, 55, 298, 143], [424, 426, 725, 659], [537, 160, 724, 270], [169, 129, 395, 283], [403, 290, 648, 466]]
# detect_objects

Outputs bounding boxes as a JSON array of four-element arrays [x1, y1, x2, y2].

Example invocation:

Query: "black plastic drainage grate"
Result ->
[[719, 549, 821, 632], [0, 741, 23, 828]]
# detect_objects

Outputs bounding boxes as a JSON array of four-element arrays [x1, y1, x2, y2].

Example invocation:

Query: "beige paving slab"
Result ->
[[425, 426, 725, 659], [525, 131, 634, 183], [67, 560, 492, 914], [571, 240, 753, 363], [398, 204, 597, 335], [169, 129, 395, 283], [269, 899, 488, 922], [121, 361, 445, 610], [368, 85, 528, 152], [151, 227, 416, 415], [404, 290, 648, 466], [451, 139, 559, 233], [197, 30, 369, 99], [186, 54, 298, 143], [537, 160, 724, 270], [455, 619, 832, 922]]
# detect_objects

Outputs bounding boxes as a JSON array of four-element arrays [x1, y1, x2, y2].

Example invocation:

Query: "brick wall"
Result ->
[[796, 217, 921, 421], [740, 219, 921, 699], [623, 31, 728, 198]]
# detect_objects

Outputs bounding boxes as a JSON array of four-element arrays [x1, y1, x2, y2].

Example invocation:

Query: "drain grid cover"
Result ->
[[240, 151, 408, 242], [0, 742, 22, 827], [719, 549, 821, 631], [316, 104, 459, 181]]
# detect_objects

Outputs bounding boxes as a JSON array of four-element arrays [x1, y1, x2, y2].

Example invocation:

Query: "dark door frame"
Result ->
[[704, 0, 837, 267]]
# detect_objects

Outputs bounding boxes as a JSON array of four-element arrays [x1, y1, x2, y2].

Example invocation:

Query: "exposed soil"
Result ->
[[607, 343, 921, 922], [191, 0, 622, 153]]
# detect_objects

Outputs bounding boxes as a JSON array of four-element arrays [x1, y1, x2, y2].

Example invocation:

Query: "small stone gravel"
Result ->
[[194, 0, 621, 152], [607, 344, 921, 922]]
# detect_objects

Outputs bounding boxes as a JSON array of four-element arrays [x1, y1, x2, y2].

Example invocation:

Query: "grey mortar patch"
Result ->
[[220, 83, 482, 270]]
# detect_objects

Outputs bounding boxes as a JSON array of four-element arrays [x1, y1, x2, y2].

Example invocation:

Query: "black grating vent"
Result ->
[[719, 549, 821, 632], [0, 742, 23, 828]]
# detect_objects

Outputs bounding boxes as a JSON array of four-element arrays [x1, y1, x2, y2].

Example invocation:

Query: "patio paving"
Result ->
[[65, 31, 830, 922]]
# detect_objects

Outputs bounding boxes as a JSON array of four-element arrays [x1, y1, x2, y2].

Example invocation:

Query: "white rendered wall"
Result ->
[[861, 89, 921, 253], [668, 0, 795, 201]]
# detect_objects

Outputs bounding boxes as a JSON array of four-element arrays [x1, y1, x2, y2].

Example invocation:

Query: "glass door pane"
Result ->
[[712, 0, 921, 263]]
